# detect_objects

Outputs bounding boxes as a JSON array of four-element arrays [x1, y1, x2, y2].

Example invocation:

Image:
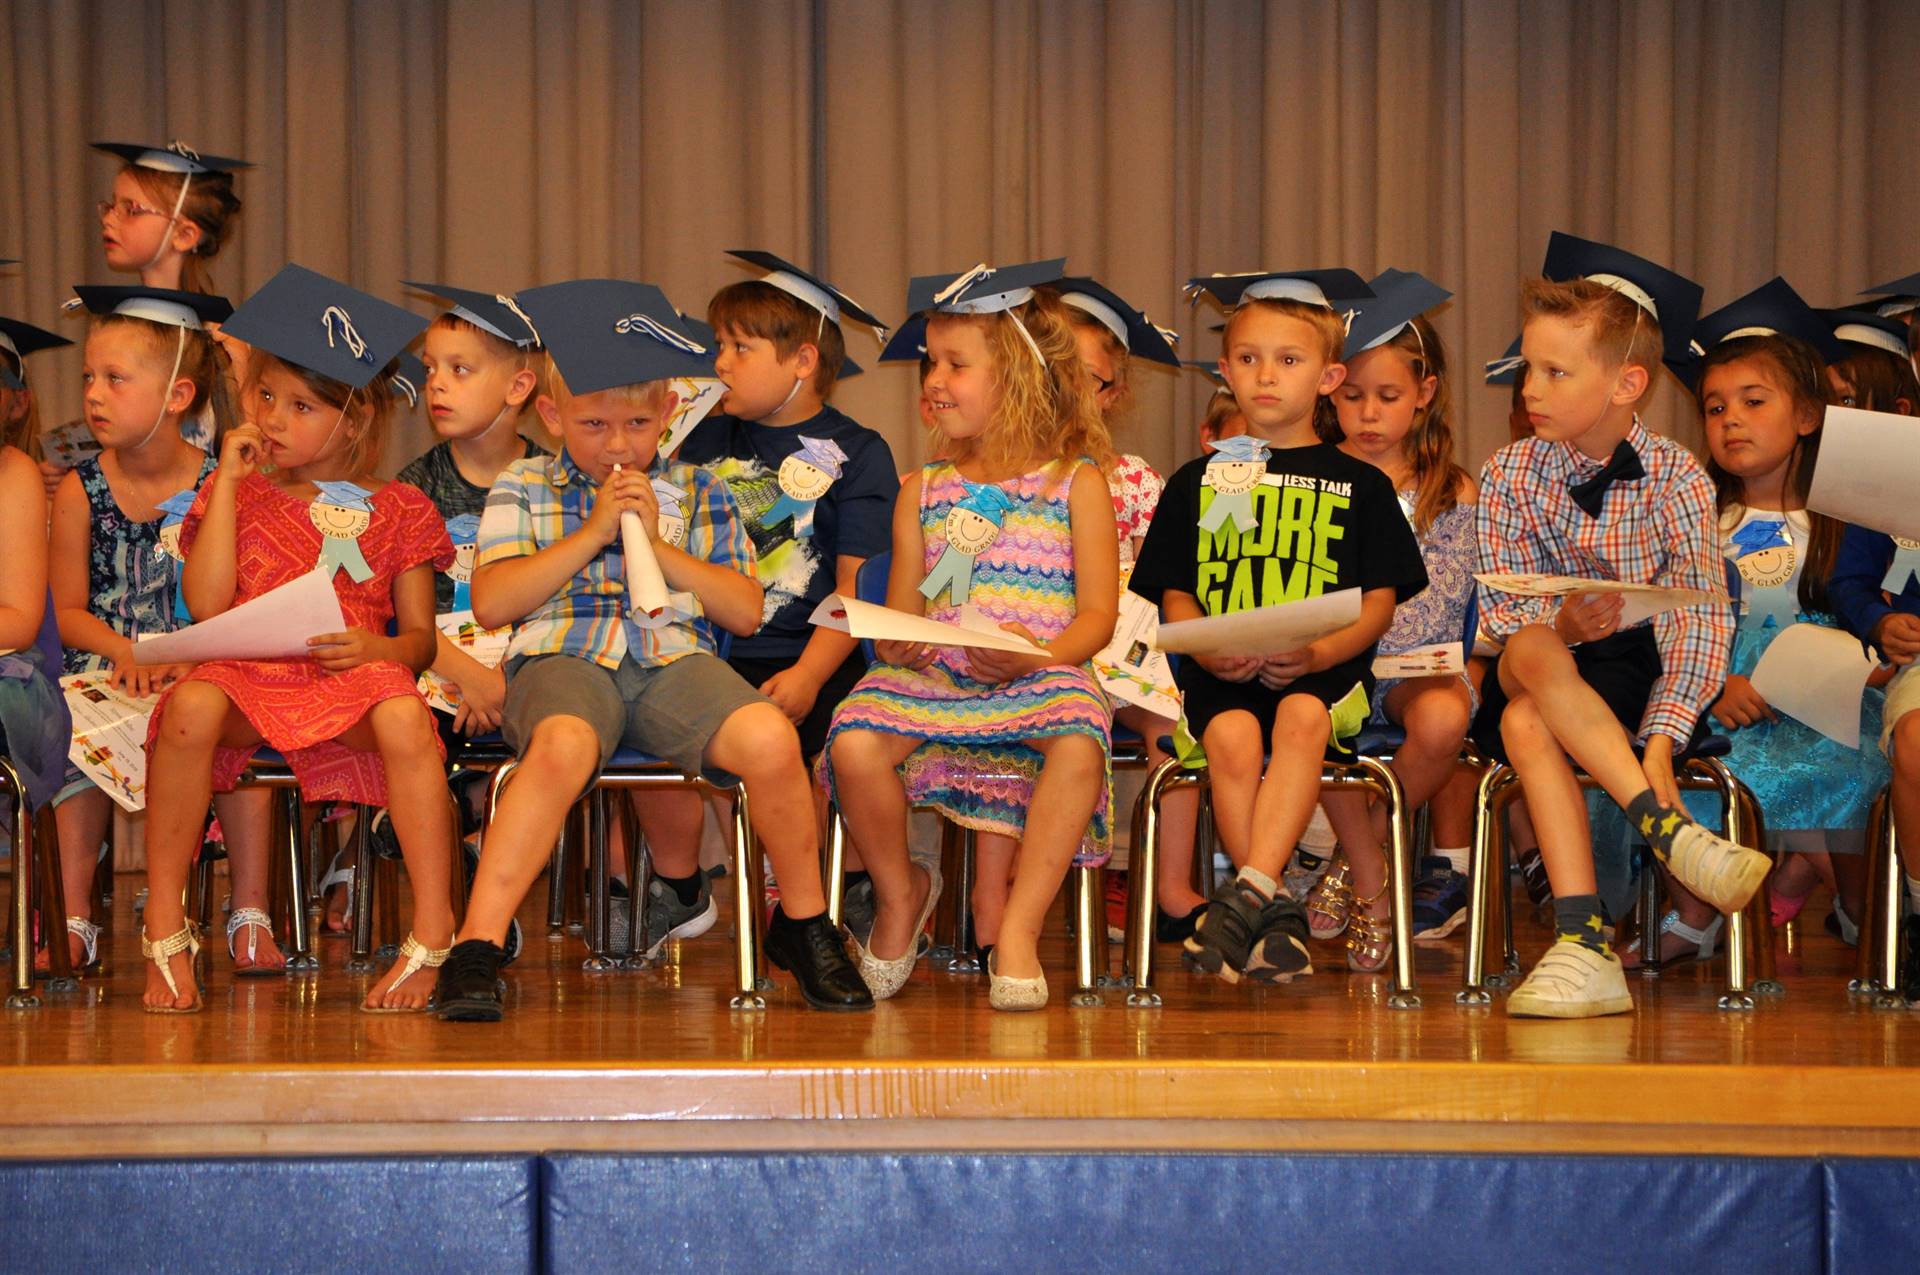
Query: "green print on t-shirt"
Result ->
[[1196, 477, 1351, 614]]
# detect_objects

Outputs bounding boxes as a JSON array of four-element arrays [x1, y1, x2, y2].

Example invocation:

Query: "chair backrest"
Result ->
[[853, 552, 891, 663]]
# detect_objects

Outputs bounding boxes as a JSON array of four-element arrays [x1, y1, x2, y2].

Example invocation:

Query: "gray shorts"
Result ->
[[501, 651, 771, 785]]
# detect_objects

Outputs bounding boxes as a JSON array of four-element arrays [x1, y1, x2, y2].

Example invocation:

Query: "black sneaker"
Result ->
[[1182, 877, 1286, 982], [764, 908, 873, 1011], [1518, 847, 1551, 907], [1243, 902, 1314, 984], [613, 875, 719, 959], [1411, 856, 1469, 940], [461, 843, 521, 968], [434, 939, 507, 1021], [1900, 916, 1920, 1007], [368, 808, 404, 861], [1155, 903, 1205, 945], [841, 874, 876, 946]]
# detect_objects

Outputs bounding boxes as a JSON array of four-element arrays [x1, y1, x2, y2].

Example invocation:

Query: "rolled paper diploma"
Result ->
[[613, 463, 670, 617]]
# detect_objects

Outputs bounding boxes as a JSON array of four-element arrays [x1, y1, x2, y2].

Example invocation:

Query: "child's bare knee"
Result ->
[[722, 704, 804, 780], [1406, 692, 1470, 750], [830, 729, 893, 778], [1201, 720, 1261, 780], [1503, 624, 1565, 679], [1271, 696, 1331, 748], [158, 684, 226, 749], [523, 717, 602, 785], [1499, 696, 1552, 754], [1041, 733, 1104, 781], [370, 696, 436, 751]]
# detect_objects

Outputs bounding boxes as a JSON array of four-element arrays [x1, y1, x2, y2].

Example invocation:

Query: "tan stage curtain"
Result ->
[[4, 0, 1916, 476]]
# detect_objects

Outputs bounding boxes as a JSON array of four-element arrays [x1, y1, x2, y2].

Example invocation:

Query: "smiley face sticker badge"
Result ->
[[1729, 517, 1796, 628], [764, 435, 847, 538], [919, 480, 1016, 607], [1196, 433, 1271, 534], [310, 480, 377, 583], [652, 476, 690, 548], [443, 512, 481, 611]]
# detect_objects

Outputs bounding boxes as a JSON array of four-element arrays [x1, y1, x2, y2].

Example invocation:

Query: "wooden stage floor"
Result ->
[[3, 873, 1917, 1159]]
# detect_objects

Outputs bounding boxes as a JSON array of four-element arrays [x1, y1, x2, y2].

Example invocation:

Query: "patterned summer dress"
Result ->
[[145, 474, 454, 805], [821, 459, 1114, 864], [63, 453, 217, 674], [1370, 492, 1478, 725]]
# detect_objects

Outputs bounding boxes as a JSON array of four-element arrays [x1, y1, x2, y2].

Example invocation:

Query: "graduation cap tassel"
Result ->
[[612, 312, 706, 354], [495, 294, 543, 348], [934, 264, 994, 307], [321, 305, 374, 364]]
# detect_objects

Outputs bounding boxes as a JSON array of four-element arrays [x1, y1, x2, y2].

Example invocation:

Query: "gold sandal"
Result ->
[[140, 923, 204, 1014], [1345, 868, 1392, 974], [360, 933, 453, 1014], [1306, 856, 1353, 941]]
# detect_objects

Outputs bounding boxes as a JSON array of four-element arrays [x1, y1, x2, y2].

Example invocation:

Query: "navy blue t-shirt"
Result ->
[[677, 405, 898, 659]]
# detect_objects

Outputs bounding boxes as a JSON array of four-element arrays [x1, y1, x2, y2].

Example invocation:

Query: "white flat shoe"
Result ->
[[1507, 938, 1633, 1019], [854, 860, 943, 1001], [987, 952, 1048, 1012]]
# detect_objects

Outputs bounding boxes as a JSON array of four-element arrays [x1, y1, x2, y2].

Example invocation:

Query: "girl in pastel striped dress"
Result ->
[[822, 270, 1119, 1010]]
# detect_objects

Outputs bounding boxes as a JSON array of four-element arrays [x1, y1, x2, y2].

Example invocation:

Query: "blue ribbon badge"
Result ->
[[1196, 433, 1271, 534], [444, 512, 481, 612], [1729, 517, 1796, 629], [764, 435, 848, 539], [155, 488, 199, 622], [919, 481, 1016, 607], [310, 480, 376, 584], [1884, 536, 1920, 596]]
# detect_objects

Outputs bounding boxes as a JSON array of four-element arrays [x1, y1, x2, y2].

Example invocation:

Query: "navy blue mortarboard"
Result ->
[[1484, 335, 1525, 386], [92, 139, 250, 175], [1862, 272, 1920, 319], [1184, 269, 1373, 313], [879, 260, 1068, 362], [389, 352, 425, 408], [1538, 231, 1703, 368], [515, 280, 715, 395], [1342, 269, 1452, 361], [1823, 308, 1912, 359], [67, 284, 232, 330], [723, 250, 889, 339], [1688, 278, 1846, 365], [1053, 277, 1180, 367], [403, 280, 541, 349], [0, 315, 73, 391], [221, 264, 427, 392]]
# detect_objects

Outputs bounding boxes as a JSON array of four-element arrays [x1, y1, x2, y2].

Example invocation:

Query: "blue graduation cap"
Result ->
[[313, 480, 375, 512], [1184, 269, 1373, 312], [724, 250, 889, 338], [390, 351, 425, 407], [67, 284, 232, 330], [1342, 269, 1452, 360], [1206, 433, 1271, 465], [515, 280, 714, 396], [1539, 231, 1703, 368], [92, 139, 251, 175], [794, 435, 849, 478], [1484, 335, 1525, 386], [1689, 278, 1846, 365], [156, 489, 198, 523], [879, 260, 1068, 362], [445, 512, 482, 544], [0, 314, 73, 391], [222, 265, 427, 391], [403, 280, 541, 349], [1822, 308, 1911, 359], [1053, 277, 1181, 367], [1862, 272, 1920, 319], [1729, 518, 1792, 559]]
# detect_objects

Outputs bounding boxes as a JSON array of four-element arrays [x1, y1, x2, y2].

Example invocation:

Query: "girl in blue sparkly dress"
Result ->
[[1642, 316, 1889, 963]]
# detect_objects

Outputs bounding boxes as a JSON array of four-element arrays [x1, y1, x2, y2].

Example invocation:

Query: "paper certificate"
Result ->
[[1092, 590, 1181, 718], [657, 378, 728, 457], [1474, 573, 1727, 627], [1807, 405, 1920, 541], [1747, 622, 1881, 748], [419, 611, 514, 715], [1372, 642, 1467, 680], [62, 671, 155, 812], [133, 568, 347, 664], [42, 419, 102, 470], [1153, 588, 1362, 660], [808, 594, 1044, 655]]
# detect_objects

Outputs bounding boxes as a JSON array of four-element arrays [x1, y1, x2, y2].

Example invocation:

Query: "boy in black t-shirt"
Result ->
[[1131, 270, 1426, 985]]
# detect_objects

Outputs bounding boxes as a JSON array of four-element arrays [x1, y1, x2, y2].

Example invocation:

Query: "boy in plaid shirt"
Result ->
[[1474, 233, 1767, 1019], [434, 280, 870, 1020]]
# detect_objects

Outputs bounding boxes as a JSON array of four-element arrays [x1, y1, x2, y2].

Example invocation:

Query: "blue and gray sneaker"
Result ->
[[1411, 856, 1469, 941]]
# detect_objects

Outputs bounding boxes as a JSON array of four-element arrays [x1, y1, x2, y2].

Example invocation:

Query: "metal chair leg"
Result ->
[[1457, 763, 1514, 1004], [1872, 788, 1905, 1009], [823, 800, 848, 928], [583, 788, 616, 972], [374, 855, 401, 961], [622, 798, 652, 970], [1355, 755, 1419, 1009], [3, 758, 39, 1008], [729, 784, 767, 1009], [1739, 786, 1783, 996], [281, 789, 317, 972], [945, 826, 980, 973], [1124, 758, 1188, 1007], [1852, 790, 1887, 995], [1070, 864, 1104, 1007], [929, 819, 960, 961], [347, 808, 377, 972]]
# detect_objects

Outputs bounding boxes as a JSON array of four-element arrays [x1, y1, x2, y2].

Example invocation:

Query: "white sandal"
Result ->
[[226, 907, 285, 978], [140, 923, 203, 1014], [360, 933, 453, 1014], [64, 916, 101, 972], [1623, 909, 1723, 968]]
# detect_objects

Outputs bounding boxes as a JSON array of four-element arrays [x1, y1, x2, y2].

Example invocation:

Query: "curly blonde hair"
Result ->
[[931, 290, 1113, 482]]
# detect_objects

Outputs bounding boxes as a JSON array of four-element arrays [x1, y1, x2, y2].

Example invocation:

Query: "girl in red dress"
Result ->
[[142, 266, 455, 1013]]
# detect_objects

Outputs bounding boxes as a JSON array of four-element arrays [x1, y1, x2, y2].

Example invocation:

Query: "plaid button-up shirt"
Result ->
[[475, 449, 756, 670], [1475, 417, 1732, 745]]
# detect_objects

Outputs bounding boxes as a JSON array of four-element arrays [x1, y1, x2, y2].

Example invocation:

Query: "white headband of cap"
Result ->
[[133, 149, 204, 174], [1876, 299, 1918, 318], [1834, 323, 1909, 357], [1584, 272, 1659, 320], [1060, 292, 1129, 349], [111, 297, 205, 330], [761, 270, 841, 327], [1240, 277, 1331, 308], [1358, 320, 1410, 354]]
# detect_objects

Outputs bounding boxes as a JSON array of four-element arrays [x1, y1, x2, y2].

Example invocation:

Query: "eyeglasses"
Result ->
[[96, 197, 168, 221]]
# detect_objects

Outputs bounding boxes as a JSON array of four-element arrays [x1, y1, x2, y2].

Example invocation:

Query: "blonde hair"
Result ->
[[123, 165, 243, 295], [247, 351, 392, 478], [931, 291, 1113, 480], [1, 384, 42, 454], [540, 354, 672, 417], [88, 313, 239, 445], [1520, 276, 1663, 391], [1223, 298, 1346, 364]]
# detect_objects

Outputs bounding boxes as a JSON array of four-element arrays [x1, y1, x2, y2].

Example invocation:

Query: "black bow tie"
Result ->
[[1568, 439, 1644, 517]]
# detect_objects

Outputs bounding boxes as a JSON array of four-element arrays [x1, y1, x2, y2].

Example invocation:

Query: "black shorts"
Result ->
[[1470, 627, 1661, 764], [727, 651, 868, 761], [1180, 665, 1374, 763]]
